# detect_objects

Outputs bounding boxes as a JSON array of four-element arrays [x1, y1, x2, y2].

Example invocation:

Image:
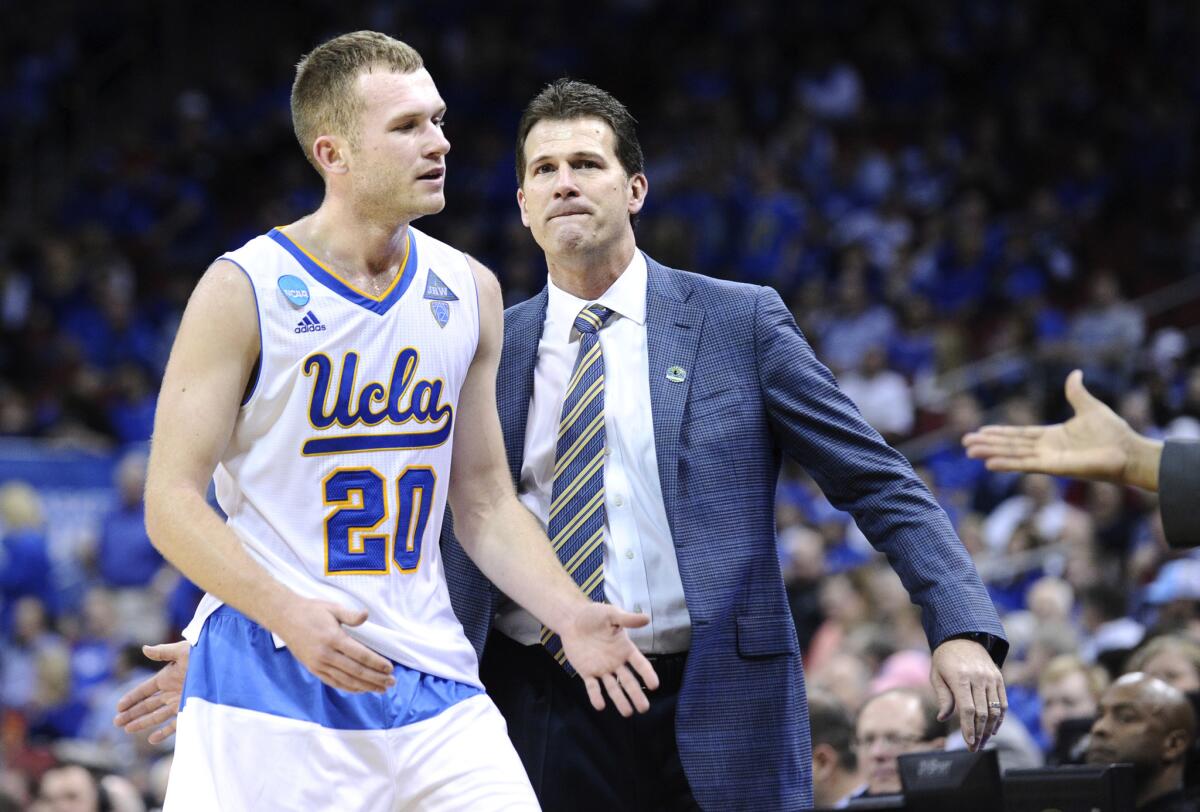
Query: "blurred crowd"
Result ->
[[3, 0, 1200, 809]]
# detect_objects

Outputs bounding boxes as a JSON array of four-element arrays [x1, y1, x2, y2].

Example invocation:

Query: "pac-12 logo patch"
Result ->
[[278, 275, 310, 308], [430, 301, 450, 328]]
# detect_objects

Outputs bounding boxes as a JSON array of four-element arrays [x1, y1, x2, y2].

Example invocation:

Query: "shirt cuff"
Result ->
[[942, 632, 1009, 667], [1159, 440, 1200, 549]]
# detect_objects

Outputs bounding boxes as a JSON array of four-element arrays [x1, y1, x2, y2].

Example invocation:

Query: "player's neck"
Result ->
[[288, 204, 412, 279], [545, 238, 636, 301]]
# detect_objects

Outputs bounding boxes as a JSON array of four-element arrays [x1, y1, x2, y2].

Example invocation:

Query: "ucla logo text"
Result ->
[[304, 348, 451, 429], [300, 348, 453, 455]]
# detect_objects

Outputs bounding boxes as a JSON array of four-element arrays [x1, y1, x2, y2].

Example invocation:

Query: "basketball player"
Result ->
[[148, 31, 656, 810]]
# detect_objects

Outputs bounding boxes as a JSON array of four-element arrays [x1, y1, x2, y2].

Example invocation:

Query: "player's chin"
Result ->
[[417, 189, 446, 215]]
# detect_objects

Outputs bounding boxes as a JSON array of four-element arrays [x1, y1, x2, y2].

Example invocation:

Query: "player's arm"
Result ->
[[448, 257, 658, 716], [145, 260, 393, 694]]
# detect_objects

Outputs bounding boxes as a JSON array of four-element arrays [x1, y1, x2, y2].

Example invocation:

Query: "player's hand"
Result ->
[[930, 638, 1007, 751], [962, 369, 1159, 490], [113, 641, 190, 744], [274, 599, 396, 693], [558, 603, 660, 717]]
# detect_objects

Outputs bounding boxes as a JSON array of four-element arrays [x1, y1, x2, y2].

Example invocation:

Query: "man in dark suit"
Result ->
[[115, 79, 1009, 812], [442, 79, 1008, 811], [963, 369, 1200, 548]]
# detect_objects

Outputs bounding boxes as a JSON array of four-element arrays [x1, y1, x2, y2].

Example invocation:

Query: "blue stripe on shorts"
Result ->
[[180, 605, 482, 731]]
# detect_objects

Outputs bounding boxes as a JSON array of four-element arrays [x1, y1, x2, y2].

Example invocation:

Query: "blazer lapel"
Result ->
[[498, 288, 548, 484], [644, 256, 703, 536]]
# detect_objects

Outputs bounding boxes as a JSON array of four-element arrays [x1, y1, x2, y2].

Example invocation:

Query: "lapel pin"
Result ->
[[666, 365, 687, 383]]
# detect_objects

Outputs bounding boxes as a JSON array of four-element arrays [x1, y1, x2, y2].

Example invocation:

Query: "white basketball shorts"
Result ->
[[163, 605, 539, 811]]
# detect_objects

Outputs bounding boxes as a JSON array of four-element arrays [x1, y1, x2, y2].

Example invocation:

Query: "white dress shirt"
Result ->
[[494, 251, 692, 653]]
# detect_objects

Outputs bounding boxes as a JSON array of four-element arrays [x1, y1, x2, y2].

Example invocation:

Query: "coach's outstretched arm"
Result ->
[[962, 369, 1162, 491], [448, 258, 659, 717], [144, 260, 395, 694]]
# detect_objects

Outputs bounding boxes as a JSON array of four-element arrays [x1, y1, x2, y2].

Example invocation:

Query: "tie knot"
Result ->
[[574, 304, 613, 335]]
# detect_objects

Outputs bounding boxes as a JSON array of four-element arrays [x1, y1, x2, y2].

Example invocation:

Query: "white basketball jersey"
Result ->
[[183, 225, 482, 687]]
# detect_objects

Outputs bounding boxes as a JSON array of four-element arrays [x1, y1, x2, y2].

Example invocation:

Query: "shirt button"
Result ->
[[613, 494, 624, 507], [625, 549, 635, 559], [633, 604, 643, 613]]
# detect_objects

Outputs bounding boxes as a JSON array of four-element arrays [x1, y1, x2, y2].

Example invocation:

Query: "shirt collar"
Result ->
[[546, 250, 647, 339]]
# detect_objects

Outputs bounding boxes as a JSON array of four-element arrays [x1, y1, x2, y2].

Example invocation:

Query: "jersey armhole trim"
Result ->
[[463, 251, 482, 352], [219, 256, 263, 407]]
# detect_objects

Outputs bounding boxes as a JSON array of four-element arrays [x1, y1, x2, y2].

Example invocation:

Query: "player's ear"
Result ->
[[313, 135, 349, 176]]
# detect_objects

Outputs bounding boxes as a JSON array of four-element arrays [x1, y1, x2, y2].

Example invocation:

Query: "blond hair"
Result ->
[[1038, 653, 1109, 698], [0, 480, 44, 531], [291, 31, 424, 172], [1126, 635, 1200, 679]]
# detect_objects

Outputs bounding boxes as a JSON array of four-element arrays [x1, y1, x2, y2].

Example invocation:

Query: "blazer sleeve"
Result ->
[[1159, 440, 1200, 549], [752, 285, 1007, 660]]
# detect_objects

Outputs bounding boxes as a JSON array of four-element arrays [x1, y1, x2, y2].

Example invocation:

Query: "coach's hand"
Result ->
[[113, 641, 190, 744], [930, 638, 1007, 751], [560, 604, 660, 717], [275, 599, 397, 694]]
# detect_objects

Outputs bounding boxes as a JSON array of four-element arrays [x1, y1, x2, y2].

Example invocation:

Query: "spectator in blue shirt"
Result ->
[[95, 450, 160, 589], [93, 450, 167, 645], [0, 482, 55, 634]]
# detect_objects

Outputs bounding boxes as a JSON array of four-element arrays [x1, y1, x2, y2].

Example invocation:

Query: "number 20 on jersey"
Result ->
[[322, 466, 436, 575]]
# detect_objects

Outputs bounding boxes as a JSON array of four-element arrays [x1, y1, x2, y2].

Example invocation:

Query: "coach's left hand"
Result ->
[[930, 639, 1007, 751], [113, 640, 190, 744], [560, 604, 660, 718]]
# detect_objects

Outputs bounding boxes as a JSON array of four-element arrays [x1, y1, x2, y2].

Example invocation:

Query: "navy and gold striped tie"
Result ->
[[541, 303, 614, 671]]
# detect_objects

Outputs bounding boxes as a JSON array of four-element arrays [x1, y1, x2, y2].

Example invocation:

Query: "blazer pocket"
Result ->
[[686, 387, 743, 421], [735, 615, 799, 659]]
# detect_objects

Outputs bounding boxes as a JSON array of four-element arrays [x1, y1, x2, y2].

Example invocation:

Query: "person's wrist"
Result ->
[[554, 594, 593, 642], [255, 584, 301, 639], [1121, 431, 1163, 491]]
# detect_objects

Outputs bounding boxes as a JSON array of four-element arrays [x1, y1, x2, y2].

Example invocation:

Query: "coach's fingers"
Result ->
[[617, 665, 650, 714], [146, 719, 178, 746], [628, 648, 660, 692], [143, 641, 189, 664], [961, 680, 987, 750], [115, 695, 161, 731], [123, 703, 178, 735], [584, 676, 606, 712], [115, 673, 160, 714], [989, 680, 1009, 740], [602, 673, 634, 718], [609, 609, 650, 630]]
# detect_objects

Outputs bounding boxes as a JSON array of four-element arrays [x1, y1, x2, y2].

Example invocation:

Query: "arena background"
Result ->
[[2, 1, 1199, 808]]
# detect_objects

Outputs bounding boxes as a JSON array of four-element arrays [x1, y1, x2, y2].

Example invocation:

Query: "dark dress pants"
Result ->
[[481, 630, 699, 812]]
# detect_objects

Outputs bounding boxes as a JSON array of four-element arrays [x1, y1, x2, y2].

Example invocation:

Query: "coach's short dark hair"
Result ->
[[514, 78, 644, 185]]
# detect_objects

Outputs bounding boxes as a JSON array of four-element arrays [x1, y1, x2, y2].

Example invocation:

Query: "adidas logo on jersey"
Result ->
[[295, 311, 327, 334]]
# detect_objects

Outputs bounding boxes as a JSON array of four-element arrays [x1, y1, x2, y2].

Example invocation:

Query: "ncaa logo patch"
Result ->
[[278, 275, 310, 308], [430, 301, 450, 328]]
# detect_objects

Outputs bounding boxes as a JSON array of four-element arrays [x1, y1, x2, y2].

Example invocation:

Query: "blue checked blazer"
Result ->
[[441, 255, 1006, 811]]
